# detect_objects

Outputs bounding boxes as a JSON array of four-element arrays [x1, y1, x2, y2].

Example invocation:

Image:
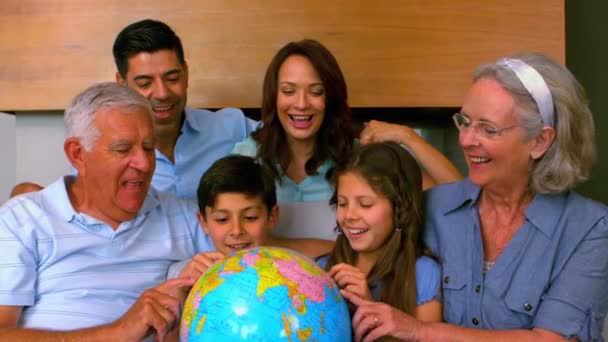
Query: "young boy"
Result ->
[[168, 155, 334, 280]]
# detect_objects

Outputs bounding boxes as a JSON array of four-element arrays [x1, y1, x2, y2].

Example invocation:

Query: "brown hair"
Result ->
[[252, 39, 355, 181], [327, 142, 433, 315]]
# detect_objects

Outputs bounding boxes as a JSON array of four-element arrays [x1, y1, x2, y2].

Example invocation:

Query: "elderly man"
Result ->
[[113, 19, 258, 201], [0, 83, 212, 341]]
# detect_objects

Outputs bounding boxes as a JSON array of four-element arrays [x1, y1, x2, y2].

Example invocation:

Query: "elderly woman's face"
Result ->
[[458, 78, 537, 189]]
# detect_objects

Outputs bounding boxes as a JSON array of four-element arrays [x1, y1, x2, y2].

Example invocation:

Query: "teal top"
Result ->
[[231, 137, 335, 203]]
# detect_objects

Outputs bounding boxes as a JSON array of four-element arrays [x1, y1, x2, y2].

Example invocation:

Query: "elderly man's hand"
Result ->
[[112, 277, 194, 342]]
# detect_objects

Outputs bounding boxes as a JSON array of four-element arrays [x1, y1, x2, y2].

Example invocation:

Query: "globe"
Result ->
[[180, 247, 352, 341]]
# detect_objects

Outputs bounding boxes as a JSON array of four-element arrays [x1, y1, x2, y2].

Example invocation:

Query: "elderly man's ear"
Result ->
[[64, 137, 86, 173]]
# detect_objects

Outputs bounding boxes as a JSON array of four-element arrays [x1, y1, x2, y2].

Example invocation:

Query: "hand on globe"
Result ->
[[342, 290, 423, 342], [181, 247, 352, 341], [329, 263, 373, 301], [179, 251, 226, 282], [114, 277, 195, 342]]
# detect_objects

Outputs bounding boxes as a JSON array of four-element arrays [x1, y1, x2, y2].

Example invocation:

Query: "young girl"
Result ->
[[317, 142, 442, 337]]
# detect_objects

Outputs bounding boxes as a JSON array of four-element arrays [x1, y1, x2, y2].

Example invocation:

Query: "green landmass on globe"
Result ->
[[181, 246, 351, 341]]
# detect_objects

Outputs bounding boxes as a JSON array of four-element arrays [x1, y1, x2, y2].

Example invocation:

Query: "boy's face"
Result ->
[[199, 193, 278, 256]]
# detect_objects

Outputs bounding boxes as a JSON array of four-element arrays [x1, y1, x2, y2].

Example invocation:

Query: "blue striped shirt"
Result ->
[[0, 176, 213, 330], [153, 107, 259, 201]]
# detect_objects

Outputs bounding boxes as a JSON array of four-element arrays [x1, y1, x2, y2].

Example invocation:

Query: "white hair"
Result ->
[[474, 53, 597, 193], [64, 82, 152, 151]]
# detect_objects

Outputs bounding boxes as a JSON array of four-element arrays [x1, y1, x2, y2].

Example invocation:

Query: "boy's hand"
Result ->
[[329, 263, 373, 301], [178, 251, 225, 281]]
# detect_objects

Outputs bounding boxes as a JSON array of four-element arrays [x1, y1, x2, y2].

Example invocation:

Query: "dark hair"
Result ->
[[197, 155, 277, 217], [112, 19, 186, 79], [252, 39, 355, 181], [327, 142, 432, 315]]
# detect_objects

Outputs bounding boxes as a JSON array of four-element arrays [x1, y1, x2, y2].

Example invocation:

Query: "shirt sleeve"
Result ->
[[0, 199, 38, 306], [231, 136, 258, 157], [533, 216, 608, 341], [167, 260, 190, 280], [315, 255, 329, 270], [415, 256, 441, 305]]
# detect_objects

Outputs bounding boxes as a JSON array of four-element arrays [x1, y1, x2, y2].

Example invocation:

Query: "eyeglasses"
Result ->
[[452, 112, 516, 139]]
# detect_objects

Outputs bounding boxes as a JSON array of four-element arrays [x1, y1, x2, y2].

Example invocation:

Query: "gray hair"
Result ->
[[64, 82, 152, 151], [473, 53, 597, 193]]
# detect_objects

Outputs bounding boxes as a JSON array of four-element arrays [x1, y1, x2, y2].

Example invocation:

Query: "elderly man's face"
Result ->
[[80, 106, 156, 224]]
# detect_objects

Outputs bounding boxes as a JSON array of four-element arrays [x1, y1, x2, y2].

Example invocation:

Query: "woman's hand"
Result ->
[[342, 289, 423, 342], [329, 263, 373, 301], [360, 120, 413, 146]]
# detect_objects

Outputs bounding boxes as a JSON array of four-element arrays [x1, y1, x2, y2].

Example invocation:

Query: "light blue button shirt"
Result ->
[[424, 179, 608, 341], [153, 107, 259, 201], [0, 176, 213, 331], [232, 136, 334, 203], [316, 255, 441, 305]]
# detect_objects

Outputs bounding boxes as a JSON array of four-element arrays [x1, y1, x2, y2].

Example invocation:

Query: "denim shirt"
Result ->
[[424, 179, 608, 341]]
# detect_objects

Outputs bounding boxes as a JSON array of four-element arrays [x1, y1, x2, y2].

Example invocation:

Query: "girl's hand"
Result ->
[[329, 263, 373, 301]]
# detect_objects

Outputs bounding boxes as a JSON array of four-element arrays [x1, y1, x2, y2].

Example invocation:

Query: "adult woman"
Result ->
[[342, 53, 608, 341], [233, 39, 461, 238]]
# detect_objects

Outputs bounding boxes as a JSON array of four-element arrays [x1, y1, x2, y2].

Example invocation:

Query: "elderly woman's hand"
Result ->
[[342, 290, 423, 342], [360, 120, 416, 146]]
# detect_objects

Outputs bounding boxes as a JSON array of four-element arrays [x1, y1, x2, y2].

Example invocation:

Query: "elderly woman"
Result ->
[[341, 53, 608, 341]]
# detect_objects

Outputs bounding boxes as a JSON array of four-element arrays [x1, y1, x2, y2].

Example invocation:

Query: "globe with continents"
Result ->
[[180, 247, 351, 341]]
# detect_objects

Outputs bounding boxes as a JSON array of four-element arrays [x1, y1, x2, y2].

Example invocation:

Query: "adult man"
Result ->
[[113, 19, 258, 200], [0, 83, 212, 341]]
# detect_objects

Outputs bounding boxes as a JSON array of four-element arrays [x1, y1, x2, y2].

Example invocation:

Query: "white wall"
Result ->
[[0, 113, 17, 203], [15, 111, 70, 192]]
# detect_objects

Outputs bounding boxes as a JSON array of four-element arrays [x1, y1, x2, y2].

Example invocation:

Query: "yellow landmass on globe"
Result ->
[[196, 314, 207, 334], [297, 327, 313, 341], [255, 258, 299, 300], [197, 266, 226, 298], [281, 313, 293, 342], [222, 253, 246, 274]]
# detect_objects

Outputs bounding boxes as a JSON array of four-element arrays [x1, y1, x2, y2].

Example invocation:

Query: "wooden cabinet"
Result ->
[[0, 1, 564, 111]]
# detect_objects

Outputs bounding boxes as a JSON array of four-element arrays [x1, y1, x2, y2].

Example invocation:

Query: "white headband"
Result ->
[[496, 58, 555, 128]]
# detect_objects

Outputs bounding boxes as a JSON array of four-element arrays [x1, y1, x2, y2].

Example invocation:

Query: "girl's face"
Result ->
[[276, 54, 326, 145], [336, 171, 394, 258]]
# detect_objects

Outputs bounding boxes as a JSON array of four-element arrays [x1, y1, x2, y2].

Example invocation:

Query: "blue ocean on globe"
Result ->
[[181, 247, 352, 341]]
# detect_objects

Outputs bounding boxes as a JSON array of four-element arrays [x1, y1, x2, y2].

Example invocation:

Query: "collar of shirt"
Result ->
[[45, 176, 160, 228], [439, 178, 567, 239]]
